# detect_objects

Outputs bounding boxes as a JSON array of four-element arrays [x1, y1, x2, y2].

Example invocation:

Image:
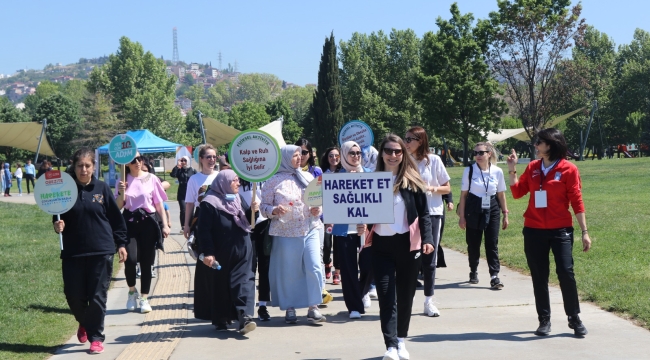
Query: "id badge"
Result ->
[[482, 195, 491, 209], [535, 190, 548, 208]]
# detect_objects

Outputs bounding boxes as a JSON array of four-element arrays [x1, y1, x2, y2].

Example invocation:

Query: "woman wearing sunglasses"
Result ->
[[182, 144, 220, 321], [329, 141, 375, 320], [358, 134, 434, 360], [170, 155, 196, 231], [404, 126, 450, 318], [320, 147, 343, 285], [116, 151, 170, 314], [458, 142, 508, 289], [507, 129, 591, 337]]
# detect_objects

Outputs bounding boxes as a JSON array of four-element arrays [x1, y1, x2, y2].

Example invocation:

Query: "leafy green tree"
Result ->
[[186, 83, 205, 102], [480, 0, 586, 140], [339, 29, 422, 142], [62, 79, 88, 105], [35, 93, 82, 160], [311, 32, 344, 153], [228, 101, 270, 130], [265, 98, 302, 144], [74, 91, 124, 150], [279, 85, 315, 126], [236, 73, 281, 104], [185, 102, 228, 146], [87, 36, 185, 142], [419, 4, 507, 165], [24, 81, 62, 118]]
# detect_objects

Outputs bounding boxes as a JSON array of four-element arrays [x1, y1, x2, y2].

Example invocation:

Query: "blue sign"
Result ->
[[339, 120, 374, 148], [108, 134, 137, 164]]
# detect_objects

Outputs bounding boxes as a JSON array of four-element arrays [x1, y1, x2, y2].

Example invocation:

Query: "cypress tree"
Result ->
[[310, 32, 344, 155]]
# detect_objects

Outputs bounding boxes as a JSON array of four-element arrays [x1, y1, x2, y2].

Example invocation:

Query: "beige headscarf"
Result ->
[[340, 141, 364, 173]]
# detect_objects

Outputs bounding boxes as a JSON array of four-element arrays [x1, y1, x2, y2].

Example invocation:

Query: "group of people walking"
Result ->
[[49, 127, 590, 358]]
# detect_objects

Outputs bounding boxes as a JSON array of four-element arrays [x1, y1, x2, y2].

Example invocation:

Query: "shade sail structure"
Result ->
[[203, 117, 241, 147], [97, 129, 181, 154], [203, 118, 286, 147], [486, 107, 586, 143], [0, 121, 56, 156]]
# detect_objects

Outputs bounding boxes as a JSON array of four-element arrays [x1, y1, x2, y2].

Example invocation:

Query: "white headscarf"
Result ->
[[340, 141, 364, 173]]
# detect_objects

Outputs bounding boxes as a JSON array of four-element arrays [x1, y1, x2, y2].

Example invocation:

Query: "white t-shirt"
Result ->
[[374, 179, 409, 236], [14, 168, 23, 179], [461, 163, 506, 197], [416, 154, 451, 216], [185, 171, 218, 207], [239, 184, 267, 224]]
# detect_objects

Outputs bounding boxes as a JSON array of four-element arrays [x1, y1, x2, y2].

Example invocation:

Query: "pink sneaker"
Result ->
[[77, 325, 87, 343], [89, 341, 104, 354]]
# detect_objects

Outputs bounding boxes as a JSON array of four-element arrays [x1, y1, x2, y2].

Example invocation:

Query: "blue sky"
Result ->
[[3, 0, 648, 86]]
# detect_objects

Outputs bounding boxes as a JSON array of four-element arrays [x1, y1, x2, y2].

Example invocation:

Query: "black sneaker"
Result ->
[[239, 319, 257, 335], [535, 316, 551, 336], [490, 277, 504, 289], [416, 280, 423, 288], [568, 315, 588, 336], [258, 306, 271, 321], [469, 272, 479, 284], [215, 322, 228, 331]]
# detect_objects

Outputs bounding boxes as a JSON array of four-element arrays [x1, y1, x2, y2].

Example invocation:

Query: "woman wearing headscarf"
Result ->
[[330, 141, 374, 319], [171, 155, 197, 231], [2, 163, 12, 197], [197, 170, 258, 334], [260, 145, 325, 324]]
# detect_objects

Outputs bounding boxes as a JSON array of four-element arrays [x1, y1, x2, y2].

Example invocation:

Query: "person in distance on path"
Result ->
[[507, 128, 591, 337], [53, 147, 128, 354], [357, 134, 434, 360]]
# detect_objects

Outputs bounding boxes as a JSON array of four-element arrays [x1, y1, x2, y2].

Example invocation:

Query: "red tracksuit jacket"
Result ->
[[510, 159, 585, 229]]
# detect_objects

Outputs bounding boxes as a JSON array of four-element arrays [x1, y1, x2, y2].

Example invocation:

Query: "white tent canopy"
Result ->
[[486, 107, 586, 143], [203, 118, 286, 147], [0, 121, 56, 156]]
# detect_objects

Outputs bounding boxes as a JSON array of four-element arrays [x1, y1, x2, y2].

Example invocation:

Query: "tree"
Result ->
[[228, 101, 270, 131], [186, 83, 205, 102], [418, 4, 507, 165], [185, 101, 228, 146], [265, 98, 303, 144], [62, 79, 88, 105], [236, 73, 281, 104], [480, 0, 586, 141], [87, 36, 185, 142], [74, 91, 124, 150], [339, 29, 423, 142], [35, 93, 83, 161], [24, 81, 62, 118], [278, 85, 315, 124], [310, 32, 344, 153]]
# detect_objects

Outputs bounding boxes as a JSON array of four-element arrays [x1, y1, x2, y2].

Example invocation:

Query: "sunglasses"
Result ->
[[473, 150, 489, 156], [180, 159, 187, 162], [301, 150, 310, 156], [328, 154, 340, 159], [404, 137, 420, 144], [535, 139, 545, 145], [383, 148, 403, 156], [203, 155, 217, 159], [348, 151, 362, 157], [130, 156, 144, 164]]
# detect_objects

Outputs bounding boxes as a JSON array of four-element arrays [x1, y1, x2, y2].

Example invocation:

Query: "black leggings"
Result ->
[[124, 219, 158, 294], [251, 220, 270, 302]]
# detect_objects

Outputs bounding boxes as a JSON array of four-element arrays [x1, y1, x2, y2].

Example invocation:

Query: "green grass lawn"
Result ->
[[442, 157, 650, 329]]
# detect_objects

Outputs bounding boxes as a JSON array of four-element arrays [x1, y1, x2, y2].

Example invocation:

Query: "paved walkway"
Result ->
[[2, 196, 649, 359]]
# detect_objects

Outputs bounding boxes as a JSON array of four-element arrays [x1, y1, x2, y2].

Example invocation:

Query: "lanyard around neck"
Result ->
[[539, 159, 560, 190], [478, 163, 490, 194]]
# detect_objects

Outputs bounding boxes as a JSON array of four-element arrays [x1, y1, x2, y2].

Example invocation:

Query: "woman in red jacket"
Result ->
[[507, 128, 592, 337]]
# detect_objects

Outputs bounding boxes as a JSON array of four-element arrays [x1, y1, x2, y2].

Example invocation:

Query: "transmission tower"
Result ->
[[218, 51, 222, 71], [172, 27, 179, 65]]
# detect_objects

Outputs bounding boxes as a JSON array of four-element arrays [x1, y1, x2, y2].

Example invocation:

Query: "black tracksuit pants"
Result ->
[[523, 226, 581, 318], [335, 234, 373, 313], [24, 174, 35, 194], [125, 219, 158, 294], [62, 254, 113, 342], [465, 202, 501, 276], [422, 215, 442, 296], [372, 232, 422, 349], [251, 220, 271, 302]]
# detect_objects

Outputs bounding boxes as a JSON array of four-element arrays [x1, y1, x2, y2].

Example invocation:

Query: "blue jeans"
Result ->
[[17, 178, 22, 194]]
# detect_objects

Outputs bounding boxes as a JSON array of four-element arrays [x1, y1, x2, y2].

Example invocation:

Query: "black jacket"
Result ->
[[370, 187, 433, 247], [53, 176, 127, 259], [170, 166, 197, 199]]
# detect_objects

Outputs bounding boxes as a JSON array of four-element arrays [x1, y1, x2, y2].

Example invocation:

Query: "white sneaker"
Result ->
[[383, 347, 399, 360], [140, 298, 152, 313], [349, 311, 361, 319], [424, 299, 441, 317], [362, 294, 371, 309], [397, 342, 410, 360], [126, 290, 139, 311], [368, 285, 378, 299]]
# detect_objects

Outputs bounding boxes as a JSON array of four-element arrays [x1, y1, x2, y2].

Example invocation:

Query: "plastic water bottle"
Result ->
[[198, 253, 221, 270], [278, 202, 294, 223]]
